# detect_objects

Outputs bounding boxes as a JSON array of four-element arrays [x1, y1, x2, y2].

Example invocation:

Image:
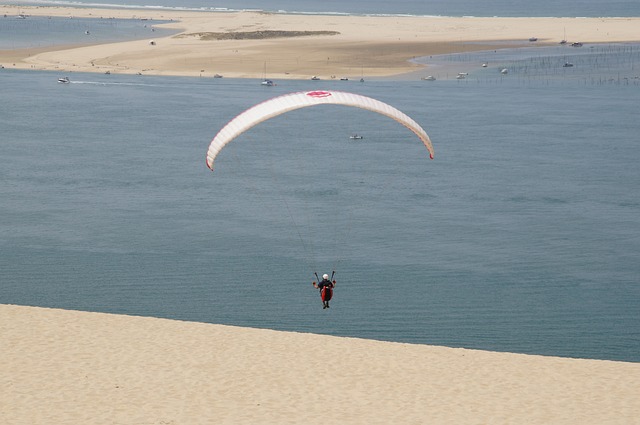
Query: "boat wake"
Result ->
[[69, 80, 159, 87]]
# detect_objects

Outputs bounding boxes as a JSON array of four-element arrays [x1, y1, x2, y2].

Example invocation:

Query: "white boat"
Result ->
[[213, 74, 223, 78], [500, 68, 509, 74], [349, 134, 363, 140], [57, 76, 70, 83], [261, 62, 274, 86], [421, 75, 436, 81], [311, 76, 320, 80], [340, 77, 349, 81]]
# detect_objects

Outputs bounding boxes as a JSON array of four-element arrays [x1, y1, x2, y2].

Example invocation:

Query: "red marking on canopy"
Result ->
[[306, 90, 332, 98]]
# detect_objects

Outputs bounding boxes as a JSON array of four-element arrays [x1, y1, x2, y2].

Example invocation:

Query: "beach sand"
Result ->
[[1, 304, 639, 424], [2, 5, 640, 78]]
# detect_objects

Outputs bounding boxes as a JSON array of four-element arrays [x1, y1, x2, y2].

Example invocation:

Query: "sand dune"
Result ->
[[1, 304, 639, 424]]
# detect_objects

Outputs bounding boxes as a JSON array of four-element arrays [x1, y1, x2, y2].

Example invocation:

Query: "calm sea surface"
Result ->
[[1, 65, 639, 362], [1, 1, 640, 361], [0, 15, 174, 50]]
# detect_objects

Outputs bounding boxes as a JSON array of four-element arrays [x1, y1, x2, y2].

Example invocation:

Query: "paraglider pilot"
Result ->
[[313, 273, 336, 309]]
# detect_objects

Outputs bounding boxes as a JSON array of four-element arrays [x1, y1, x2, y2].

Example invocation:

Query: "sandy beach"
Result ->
[[1, 304, 639, 424], [2, 5, 640, 78]]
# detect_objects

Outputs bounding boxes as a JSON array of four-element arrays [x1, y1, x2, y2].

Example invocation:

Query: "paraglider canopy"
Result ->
[[205, 90, 434, 171]]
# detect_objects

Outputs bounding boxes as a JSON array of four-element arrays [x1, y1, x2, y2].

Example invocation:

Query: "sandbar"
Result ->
[[2, 5, 640, 78]]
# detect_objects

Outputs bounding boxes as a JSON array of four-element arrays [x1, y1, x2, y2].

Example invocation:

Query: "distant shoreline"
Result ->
[[2, 5, 640, 79]]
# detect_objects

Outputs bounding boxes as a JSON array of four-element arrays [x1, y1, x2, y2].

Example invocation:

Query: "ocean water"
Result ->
[[5, 0, 640, 17], [2, 0, 640, 362], [1, 65, 639, 361], [0, 14, 174, 50]]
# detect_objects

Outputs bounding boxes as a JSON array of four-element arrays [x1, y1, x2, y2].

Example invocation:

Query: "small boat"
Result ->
[[482, 63, 488, 67], [571, 42, 583, 47], [349, 134, 363, 140], [560, 27, 567, 44], [529, 37, 538, 42], [260, 62, 274, 86], [500, 68, 509, 74], [340, 77, 349, 81], [213, 74, 223, 78], [421, 75, 436, 81], [57, 76, 70, 83], [563, 62, 574, 67], [311, 76, 320, 80], [456, 73, 467, 79]]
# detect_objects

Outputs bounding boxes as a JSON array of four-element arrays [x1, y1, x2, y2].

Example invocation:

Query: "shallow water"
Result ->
[[0, 14, 174, 49]]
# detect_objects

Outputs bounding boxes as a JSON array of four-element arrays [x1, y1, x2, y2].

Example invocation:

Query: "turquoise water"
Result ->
[[1, 66, 639, 361]]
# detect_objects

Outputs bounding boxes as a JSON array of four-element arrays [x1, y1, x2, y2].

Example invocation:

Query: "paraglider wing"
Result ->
[[206, 90, 434, 170]]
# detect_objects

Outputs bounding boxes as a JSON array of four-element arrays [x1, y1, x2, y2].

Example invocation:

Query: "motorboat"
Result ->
[[421, 75, 436, 81], [57, 76, 70, 83], [213, 74, 223, 78], [311, 76, 320, 80], [571, 42, 583, 47], [500, 68, 509, 74], [349, 134, 363, 140], [340, 77, 349, 81], [261, 79, 274, 86], [563, 62, 574, 67], [529, 37, 538, 42]]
